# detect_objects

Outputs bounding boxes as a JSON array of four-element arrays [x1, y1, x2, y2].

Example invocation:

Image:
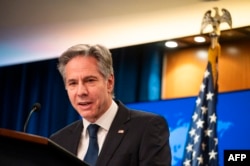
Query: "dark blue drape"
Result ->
[[0, 43, 163, 137], [0, 59, 80, 136], [112, 43, 163, 102]]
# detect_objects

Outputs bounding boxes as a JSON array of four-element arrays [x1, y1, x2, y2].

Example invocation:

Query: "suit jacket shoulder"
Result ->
[[96, 101, 171, 166]]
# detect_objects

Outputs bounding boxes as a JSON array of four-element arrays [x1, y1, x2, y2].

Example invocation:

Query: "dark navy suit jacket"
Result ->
[[50, 101, 171, 166]]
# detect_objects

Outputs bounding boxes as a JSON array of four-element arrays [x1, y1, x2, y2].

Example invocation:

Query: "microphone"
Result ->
[[23, 103, 41, 133]]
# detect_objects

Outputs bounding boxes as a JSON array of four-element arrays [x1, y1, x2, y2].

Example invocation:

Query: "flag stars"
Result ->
[[189, 128, 196, 137], [196, 119, 205, 129], [204, 129, 213, 137], [192, 113, 198, 121], [200, 83, 205, 92], [186, 144, 193, 152], [214, 138, 218, 145], [209, 150, 217, 160], [206, 92, 214, 100], [196, 98, 201, 106], [202, 142, 206, 151], [204, 70, 210, 78], [183, 159, 191, 166], [201, 106, 208, 114], [194, 134, 200, 144], [197, 154, 204, 165], [210, 113, 217, 123], [192, 151, 196, 158]]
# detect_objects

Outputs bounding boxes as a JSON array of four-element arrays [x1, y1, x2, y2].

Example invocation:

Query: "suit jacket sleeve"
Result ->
[[139, 115, 171, 165]]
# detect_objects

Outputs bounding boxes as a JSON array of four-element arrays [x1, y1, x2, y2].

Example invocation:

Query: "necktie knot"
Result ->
[[87, 124, 99, 138]]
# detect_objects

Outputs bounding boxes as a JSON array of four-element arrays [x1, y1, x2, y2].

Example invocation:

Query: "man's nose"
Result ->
[[77, 83, 88, 96]]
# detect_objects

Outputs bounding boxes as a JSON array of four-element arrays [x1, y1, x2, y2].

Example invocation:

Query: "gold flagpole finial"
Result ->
[[200, 7, 232, 36]]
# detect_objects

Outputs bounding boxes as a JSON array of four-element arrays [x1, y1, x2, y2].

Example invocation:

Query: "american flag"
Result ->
[[182, 61, 218, 166]]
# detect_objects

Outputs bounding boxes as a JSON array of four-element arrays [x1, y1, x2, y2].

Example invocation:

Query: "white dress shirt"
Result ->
[[77, 100, 118, 160]]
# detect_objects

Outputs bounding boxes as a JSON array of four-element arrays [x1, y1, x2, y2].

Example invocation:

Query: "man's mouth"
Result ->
[[78, 102, 92, 109]]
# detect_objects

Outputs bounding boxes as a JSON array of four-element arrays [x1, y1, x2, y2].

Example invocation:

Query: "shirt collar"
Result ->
[[82, 100, 118, 134]]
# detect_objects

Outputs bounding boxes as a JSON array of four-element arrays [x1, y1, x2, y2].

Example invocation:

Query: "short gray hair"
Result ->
[[57, 44, 114, 82]]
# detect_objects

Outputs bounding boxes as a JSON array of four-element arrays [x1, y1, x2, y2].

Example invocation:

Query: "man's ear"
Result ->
[[107, 74, 114, 93]]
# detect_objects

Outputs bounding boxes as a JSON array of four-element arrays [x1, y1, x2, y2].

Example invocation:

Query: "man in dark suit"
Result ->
[[50, 44, 171, 166]]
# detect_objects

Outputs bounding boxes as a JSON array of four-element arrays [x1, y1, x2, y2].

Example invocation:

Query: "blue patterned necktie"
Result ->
[[84, 124, 100, 166]]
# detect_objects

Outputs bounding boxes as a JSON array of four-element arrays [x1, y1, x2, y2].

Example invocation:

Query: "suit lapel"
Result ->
[[96, 101, 130, 166], [68, 120, 84, 154]]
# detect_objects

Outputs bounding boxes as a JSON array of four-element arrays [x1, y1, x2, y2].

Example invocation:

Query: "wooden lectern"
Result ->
[[0, 128, 89, 166]]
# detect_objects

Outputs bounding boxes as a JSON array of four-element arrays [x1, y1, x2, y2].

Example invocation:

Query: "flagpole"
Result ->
[[182, 7, 232, 166], [208, 33, 220, 89]]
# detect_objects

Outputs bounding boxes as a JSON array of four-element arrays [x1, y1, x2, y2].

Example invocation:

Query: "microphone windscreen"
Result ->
[[32, 103, 41, 111]]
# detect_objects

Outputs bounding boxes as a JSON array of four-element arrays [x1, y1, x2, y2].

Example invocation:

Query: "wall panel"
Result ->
[[162, 39, 250, 99]]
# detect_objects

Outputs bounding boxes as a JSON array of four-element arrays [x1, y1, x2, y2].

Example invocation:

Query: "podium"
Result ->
[[0, 128, 89, 166]]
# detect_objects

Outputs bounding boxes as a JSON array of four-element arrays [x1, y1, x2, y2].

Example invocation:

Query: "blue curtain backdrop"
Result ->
[[0, 43, 163, 137]]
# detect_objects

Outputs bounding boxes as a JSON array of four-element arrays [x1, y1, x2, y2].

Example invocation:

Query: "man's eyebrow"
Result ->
[[66, 76, 98, 82], [84, 75, 98, 79], [66, 78, 77, 83]]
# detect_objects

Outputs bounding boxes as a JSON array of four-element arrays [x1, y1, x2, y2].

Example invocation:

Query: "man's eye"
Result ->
[[68, 82, 77, 86], [87, 79, 95, 83]]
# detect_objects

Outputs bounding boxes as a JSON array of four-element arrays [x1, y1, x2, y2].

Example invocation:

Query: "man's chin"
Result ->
[[80, 112, 96, 121]]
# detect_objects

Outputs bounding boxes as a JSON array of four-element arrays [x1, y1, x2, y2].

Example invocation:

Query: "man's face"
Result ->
[[64, 55, 114, 123]]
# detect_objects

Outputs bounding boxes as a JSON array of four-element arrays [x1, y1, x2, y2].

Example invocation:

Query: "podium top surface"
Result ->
[[0, 128, 48, 145]]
